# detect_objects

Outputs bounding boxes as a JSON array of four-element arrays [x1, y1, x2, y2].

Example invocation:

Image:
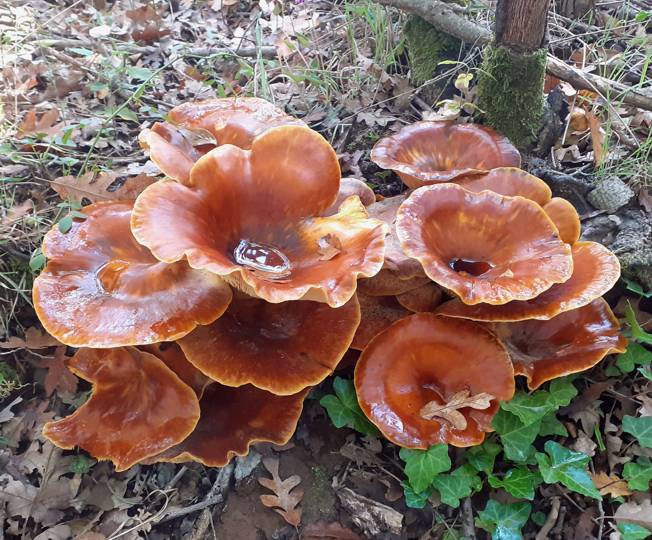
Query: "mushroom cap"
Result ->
[[168, 97, 302, 148], [396, 283, 443, 312], [350, 294, 411, 351], [355, 313, 515, 448], [493, 298, 627, 390], [324, 177, 376, 216], [370, 121, 521, 189], [149, 383, 308, 467], [365, 193, 424, 279], [43, 347, 200, 471], [437, 241, 619, 321], [131, 126, 386, 307], [542, 197, 581, 245], [396, 184, 574, 305], [138, 123, 213, 184], [140, 342, 211, 397], [456, 167, 552, 206], [33, 201, 232, 348], [357, 270, 430, 296], [178, 295, 360, 395]]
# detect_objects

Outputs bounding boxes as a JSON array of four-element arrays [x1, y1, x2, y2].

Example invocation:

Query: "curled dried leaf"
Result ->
[[258, 457, 303, 527], [419, 389, 494, 430]]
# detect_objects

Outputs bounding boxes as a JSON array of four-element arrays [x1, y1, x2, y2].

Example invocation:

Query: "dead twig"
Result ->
[[461, 497, 477, 540], [535, 497, 560, 540]]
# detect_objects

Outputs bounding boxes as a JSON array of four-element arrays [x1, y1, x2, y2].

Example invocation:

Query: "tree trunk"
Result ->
[[477, 0, 551, 149]]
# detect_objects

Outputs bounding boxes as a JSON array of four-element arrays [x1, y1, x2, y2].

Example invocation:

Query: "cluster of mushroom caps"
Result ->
[[33, 98, 626, 470]]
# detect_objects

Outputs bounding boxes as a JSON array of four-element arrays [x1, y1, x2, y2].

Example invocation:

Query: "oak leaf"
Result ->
[[420, 389, 493, 430], [50, 173, 156, 204], [17, 109, 63, 138], [0, 326, 61, 349], [258, 457, 303, 526], [30, 347, 77, 397], [590, 471, 632, 498]]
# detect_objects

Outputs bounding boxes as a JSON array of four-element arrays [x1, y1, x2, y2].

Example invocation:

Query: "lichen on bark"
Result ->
[[477, 45, 547, 149], [404, 15, 460, 88]]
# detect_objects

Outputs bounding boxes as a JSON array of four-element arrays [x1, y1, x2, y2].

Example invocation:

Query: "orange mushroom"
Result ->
[[354, 313, 515, 448], [139, 123, 213, 184], [150, 384, 308, 467], [396, 184, 573, 305], [365, 193, 425, 282], [350, 294, 411, 351], [437, 241, 619, 322], [456, 167, 552, 206], [33, 201, 232, 347], [396, 283, 443, 312], [140, 98, 302, 184], [177, 295, 360, 395], [168, 97, 303, 148], [324, 177, 376, 215], [542, 197, 581, 245], [492, 298, 627, 389], [357, 270, 431, 296], [370, 121, 521, 189], [131, 125, 387, 307], [43, 347, 200, 471], [140, 342, 211, 397]]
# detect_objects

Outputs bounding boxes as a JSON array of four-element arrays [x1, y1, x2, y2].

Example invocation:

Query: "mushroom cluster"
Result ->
[[34, 102, 626, 466], [353, 121, 626, 449], [35, 98, 387, 470]]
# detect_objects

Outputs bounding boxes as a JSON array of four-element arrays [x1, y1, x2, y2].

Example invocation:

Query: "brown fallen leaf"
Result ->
[[586, 111, 606, 167], [302, 521, 362, 540], [17, 109, 63, 138], [0, 326, 61, 349], [419, 389, 493, 430], [590, 471, 632, 498], [615, 497, 652, 531], [317, 233, 342, 261], [50, 172, 157, 204], [114, 174, 158, 200], [30, 347, 77, 397], [258, 457, 303, 527], [2, 199, 34, 225]]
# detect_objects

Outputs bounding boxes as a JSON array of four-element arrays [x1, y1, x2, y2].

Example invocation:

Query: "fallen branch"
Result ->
[[535, 496, 560, 540], [376, 0, 652, 111]]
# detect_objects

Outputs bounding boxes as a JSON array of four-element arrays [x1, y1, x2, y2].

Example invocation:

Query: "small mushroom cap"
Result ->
[[366, 193, 424, 279], [33, 201, 232, 347], [168, 97, 302, 148], [370, 121, 521, 189], [437, 241, 619, 321], [493, 298, 627, 390], [132, 126, 386, 307], [324, 177, 376, 216], [178, 295, 360, 395], [149, 384, 308, 467], [350, 294, 411, 351], [543, 197, 581, 245], [43, 347, 200, 471], [396, 283, 443, 312], [396, 184, 574, 305], [139, 123, 213, 184], [456, 167, 552, 206], [355, 313, 515, 448]]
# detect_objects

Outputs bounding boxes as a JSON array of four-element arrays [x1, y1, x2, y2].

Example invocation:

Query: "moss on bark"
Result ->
[[404, 15, 460, 101], [477, 45, 547, 149]]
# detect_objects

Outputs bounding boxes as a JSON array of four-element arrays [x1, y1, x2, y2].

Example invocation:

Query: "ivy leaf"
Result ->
[[432, 464, 482, 508], [538, 413, 568, 437], [618, 522, 652, 540], [399, 445, 451, 493], [476, 500, 531, 540], [623, 277, 652, 298], [623, 457, 652, 491], [492, 409, 540, 463], [466, 440, 502, 474], [625, 303, 652, 345], [617, 343, 652, 373], [548, 378, 578, 407], [501, 392, 553, 425], [69, 454, 95, 474], [402, 481, 432, 509], [535, 441, 601, 500], [319, 377, 379, 437], [488, 467, 542, 500], [623, 416, 652, 448]]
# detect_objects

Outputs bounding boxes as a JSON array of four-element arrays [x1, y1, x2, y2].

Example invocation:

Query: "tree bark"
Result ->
[[477, 0, 551, 148]]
